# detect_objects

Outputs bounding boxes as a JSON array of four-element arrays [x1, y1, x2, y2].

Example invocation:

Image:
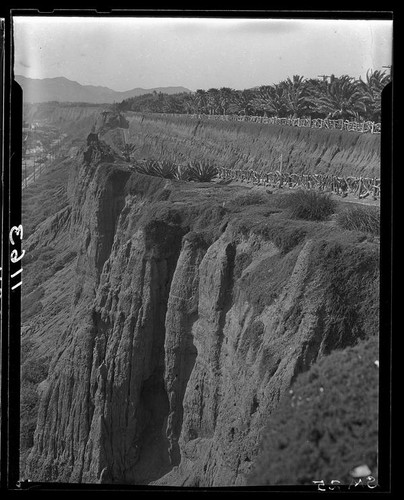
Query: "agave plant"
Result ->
[[173, 164, 191, 181], [152, 160, 177, 179], [132, 159, 177, 179], [122, 143, 138, 161], [132, 159, 152, 175], [187, 160, 218, 182]]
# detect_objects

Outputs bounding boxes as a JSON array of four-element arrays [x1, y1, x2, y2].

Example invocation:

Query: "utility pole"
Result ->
[[382, 65, 392, 77], [279, 153, 283, 188]]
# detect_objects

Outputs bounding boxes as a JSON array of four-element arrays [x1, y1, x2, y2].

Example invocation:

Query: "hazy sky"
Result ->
[[13, 16, 393, 92]]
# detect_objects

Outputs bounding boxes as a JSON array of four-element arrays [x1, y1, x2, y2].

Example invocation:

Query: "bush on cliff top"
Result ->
[[307, 238, 379, 346], [233, 215, 308, 255], [277, 189, 337, 221], [337, 205, 380, 236], [227, 190, 270, 209], [248, 336, 379, 486]]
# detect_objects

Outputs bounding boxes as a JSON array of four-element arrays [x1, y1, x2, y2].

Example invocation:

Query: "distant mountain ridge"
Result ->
[[15, 75, 192, 104]]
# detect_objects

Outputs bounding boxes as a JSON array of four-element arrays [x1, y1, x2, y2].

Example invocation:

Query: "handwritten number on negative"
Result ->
[[10, 224, 23, 245], [10, 225, 24, 290]]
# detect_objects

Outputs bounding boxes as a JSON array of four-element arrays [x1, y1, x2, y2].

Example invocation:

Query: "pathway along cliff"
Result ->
[[20, 112, 380, 486]]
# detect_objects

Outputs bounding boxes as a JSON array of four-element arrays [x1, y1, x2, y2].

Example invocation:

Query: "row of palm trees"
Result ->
[[117, 70, 390, 122]]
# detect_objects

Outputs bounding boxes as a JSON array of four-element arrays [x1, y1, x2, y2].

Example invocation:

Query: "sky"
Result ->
[[13, 16, 393, 92]]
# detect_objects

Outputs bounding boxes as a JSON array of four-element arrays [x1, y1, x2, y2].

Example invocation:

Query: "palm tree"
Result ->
[[251, 84, 289, 117], [309, 75, 368, 120], [195, 89, 208, 114], [281, 75, 312, 118], [207, 88, 221, 115], [232, 89, 256, 115], [218, 87, 236, 115], [359, 69, 391, 121], [179, 92, 198, 114]]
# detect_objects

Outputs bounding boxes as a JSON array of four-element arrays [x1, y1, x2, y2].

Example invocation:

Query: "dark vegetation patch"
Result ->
[[233, 216, 308, 255], [248, 336, 379, 485], [189, 204, 229, 244], [138, 187, 231, 250], [336, 205, 380, 236], [143, 218, 185, 257], [141, 201, 184, 227], [276, 189, 337, 221], [182, 231, 211, 251], [308, 239, 380, 348], [238, 247, 301, 314]]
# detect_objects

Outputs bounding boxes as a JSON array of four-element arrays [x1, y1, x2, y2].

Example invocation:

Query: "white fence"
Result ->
[[188, 114, 381, 134]]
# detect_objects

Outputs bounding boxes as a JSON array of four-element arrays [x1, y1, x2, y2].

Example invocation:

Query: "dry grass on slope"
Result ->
[[22, 156, 72, 238]]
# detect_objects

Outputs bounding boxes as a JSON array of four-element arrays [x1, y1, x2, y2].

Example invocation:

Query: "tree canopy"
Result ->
[[116, 70, 390, 122]]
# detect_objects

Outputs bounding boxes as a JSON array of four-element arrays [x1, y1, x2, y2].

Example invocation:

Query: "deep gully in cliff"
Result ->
[[132, 233, 184, 484], [94, 170, 194, 483]]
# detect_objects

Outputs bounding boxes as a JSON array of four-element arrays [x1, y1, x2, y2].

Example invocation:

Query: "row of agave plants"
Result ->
[[131, 158, 219, 182]]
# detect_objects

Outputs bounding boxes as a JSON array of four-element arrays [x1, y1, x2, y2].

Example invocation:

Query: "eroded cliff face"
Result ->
[[24, 137, 379, 486]]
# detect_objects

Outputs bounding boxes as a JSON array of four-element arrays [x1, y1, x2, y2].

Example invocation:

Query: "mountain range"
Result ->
[[15, 75, 192, 104]]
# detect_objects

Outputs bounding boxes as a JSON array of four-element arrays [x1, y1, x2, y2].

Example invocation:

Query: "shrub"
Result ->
[[278, 190, 337, 221], [336, 205, 380, 236], [229, 191, 269, 208], [248, 336, 379, 486]]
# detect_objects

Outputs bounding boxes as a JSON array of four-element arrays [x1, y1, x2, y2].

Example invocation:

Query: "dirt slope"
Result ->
[[111, 113, 381, 178]]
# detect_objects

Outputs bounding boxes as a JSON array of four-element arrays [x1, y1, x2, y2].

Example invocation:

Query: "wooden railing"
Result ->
[[187, 114, 381, 134], [217, 167, 380, 200]]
